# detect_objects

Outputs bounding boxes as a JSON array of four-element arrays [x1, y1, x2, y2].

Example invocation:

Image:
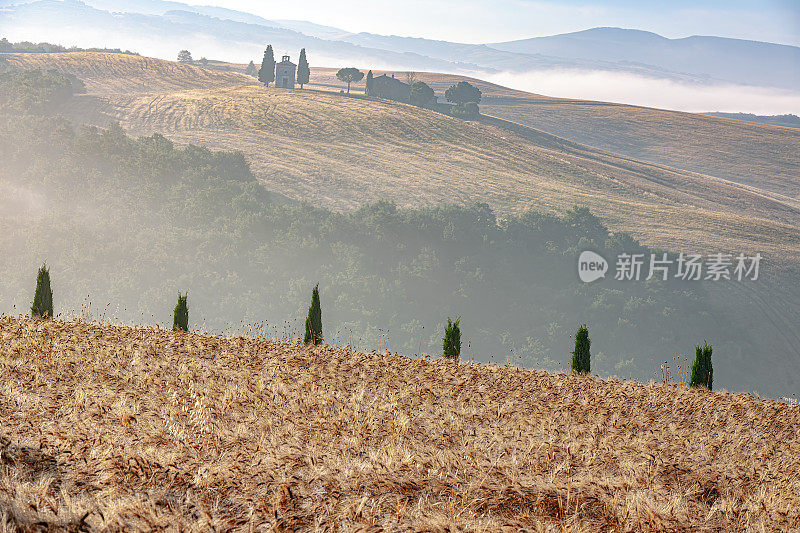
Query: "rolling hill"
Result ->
[[308, 67, 800, 202], [4, 52, 800, 268], [0, 316, 797, 529]]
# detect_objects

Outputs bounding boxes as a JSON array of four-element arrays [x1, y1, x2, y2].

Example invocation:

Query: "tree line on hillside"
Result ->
[[28, 262, 715, 389], [0, 37, 138, 55]]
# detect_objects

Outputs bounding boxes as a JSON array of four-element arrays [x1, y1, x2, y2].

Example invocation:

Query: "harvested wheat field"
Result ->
[[0, 316, 798, 531]]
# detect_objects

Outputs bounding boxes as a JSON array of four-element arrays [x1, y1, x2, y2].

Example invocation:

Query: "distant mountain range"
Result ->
[[703, 113, 800, 129], [491, 28, 800, 90], [1, 0, 798, 90]]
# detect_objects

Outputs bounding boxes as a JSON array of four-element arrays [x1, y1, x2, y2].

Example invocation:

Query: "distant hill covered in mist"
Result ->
[[1, 0, 798, 90], [703, 112, 800, 129]]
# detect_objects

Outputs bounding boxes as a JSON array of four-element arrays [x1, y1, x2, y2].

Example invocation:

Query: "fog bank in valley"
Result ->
[[486, 69, 800, 115]]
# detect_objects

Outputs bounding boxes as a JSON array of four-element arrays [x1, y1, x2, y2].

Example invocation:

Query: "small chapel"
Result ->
[[275, 55, 296, 89]]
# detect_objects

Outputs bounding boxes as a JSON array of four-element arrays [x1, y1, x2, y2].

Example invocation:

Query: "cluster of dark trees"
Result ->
[[0, 68, 84, 113], [334, 67, 480, 116]]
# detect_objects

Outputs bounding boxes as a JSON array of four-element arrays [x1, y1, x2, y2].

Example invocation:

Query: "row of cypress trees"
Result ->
[[27, 264, 712, 389]]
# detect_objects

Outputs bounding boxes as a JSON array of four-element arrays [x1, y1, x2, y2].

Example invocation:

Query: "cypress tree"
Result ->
[[690, 342, 713, 390], [304, 284, 322, 345], [258, 45, 275, 86], [571, 324, 591, 374], [244, 60, 258, 77], [442, 317, 461, 359], [173, 292, 189, 332], [365, 70, 374, 95], [297, 48, 310, 89], [31, 263, 53, 319]]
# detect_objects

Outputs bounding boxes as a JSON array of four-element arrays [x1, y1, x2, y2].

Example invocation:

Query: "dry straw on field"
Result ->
[[0, 315, 798, 531]]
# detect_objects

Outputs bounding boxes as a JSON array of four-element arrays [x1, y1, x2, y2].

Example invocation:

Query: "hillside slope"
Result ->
[[0, 316, 797, 530], [309, 67, 800, 201], [5, 52, 800, 266]]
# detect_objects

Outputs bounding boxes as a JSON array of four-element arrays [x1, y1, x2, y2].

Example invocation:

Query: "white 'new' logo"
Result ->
[[578, 251, 608, 283]]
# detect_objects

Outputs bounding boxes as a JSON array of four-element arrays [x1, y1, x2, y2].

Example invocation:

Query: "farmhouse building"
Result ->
[[370, 74, 410, 102], [275, 55, 296, 89]]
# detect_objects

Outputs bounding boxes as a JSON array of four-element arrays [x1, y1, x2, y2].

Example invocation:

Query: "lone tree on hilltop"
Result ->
[[690, 342, 713, 390], [173, 292, 189, 332], [410, 81, 435, 107], [336, 67, 364, 94], [571, 324, 591, 374], [258, 45, 276, 86], [31, 263, 53, 319], [365, 70, 374, 95], [445, 80, 481, 107], [244, 60, 257, 77], [297, 48, 310, 89], [443, 317, 461, 359], [304, 284, 323, 345], [177, 50, 193, 63]]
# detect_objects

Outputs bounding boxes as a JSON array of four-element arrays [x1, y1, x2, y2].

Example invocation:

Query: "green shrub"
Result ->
[[173, 292, 188, 332], [443, 317, 461, 359], [304, 284, 322, 345], [464, 102, 480, 117], [31, 263, 53, 319], [571, 324, 591, 374], [690, 342, 713, 390], [410, 81, 435, 107]]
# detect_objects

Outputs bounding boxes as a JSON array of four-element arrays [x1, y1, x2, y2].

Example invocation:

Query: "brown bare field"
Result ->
[[5, 52, 800, 265], [1, 316, 798, 530]]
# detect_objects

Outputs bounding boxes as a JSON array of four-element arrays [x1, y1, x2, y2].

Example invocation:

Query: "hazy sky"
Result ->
[[214, 0, 800, 46]]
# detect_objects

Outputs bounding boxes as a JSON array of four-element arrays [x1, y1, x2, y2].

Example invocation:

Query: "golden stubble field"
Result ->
[[306, 68, 800, 201], [0, 316, 798, 531], [4, 52, 800, 265]]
